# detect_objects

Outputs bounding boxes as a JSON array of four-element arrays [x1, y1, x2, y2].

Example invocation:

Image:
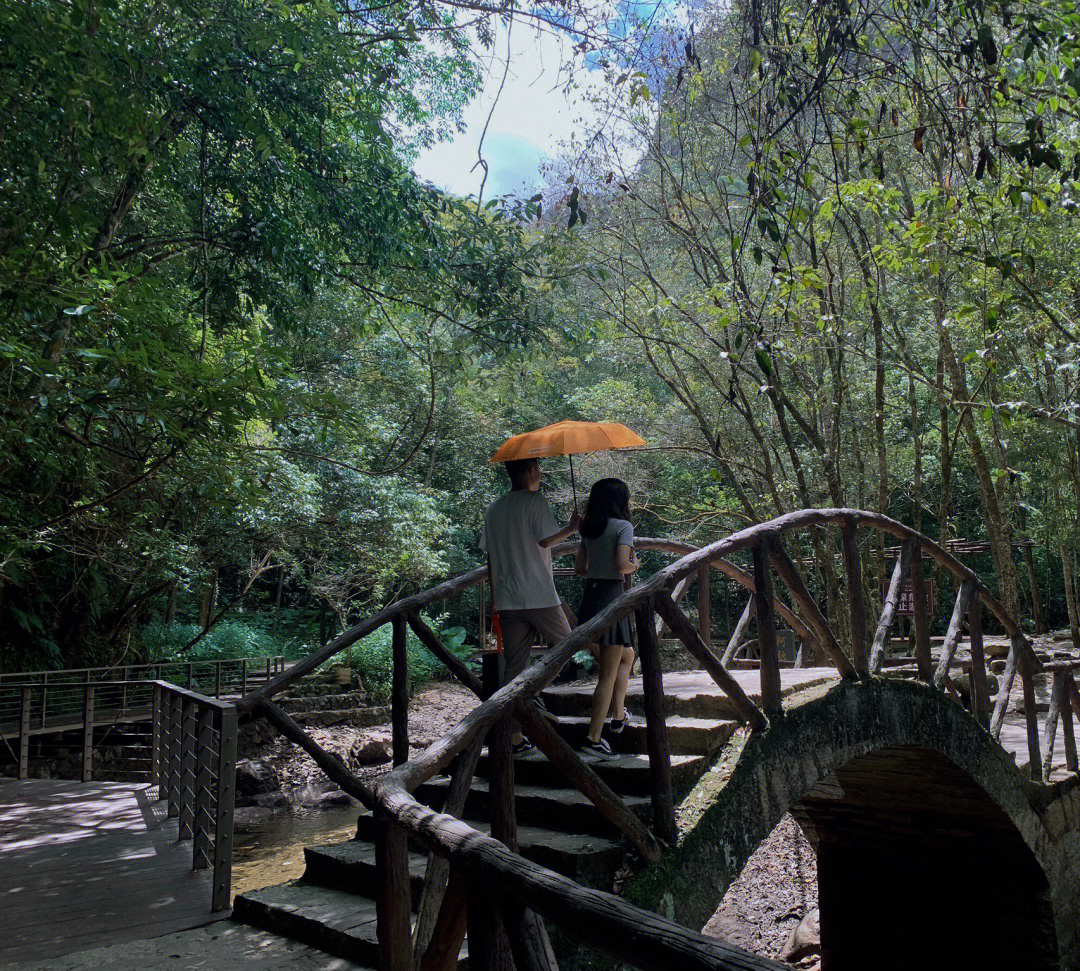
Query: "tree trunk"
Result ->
[[939, 331, 1021, 618], [198, 563, 218, 630], [1062, 546, 1080, 652], [165, 581, 177, 624]]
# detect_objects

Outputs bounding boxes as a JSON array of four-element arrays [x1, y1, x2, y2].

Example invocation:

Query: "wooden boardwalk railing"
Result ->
[[0, 656, 283, 778], [229, 509, 1071, 971], [152, 681, 237, 913]]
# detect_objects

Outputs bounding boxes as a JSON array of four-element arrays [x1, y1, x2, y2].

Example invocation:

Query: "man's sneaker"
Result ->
[[580, 737, 617, 761], [511, 738, 536, 757], [608, 712, 638, 735]]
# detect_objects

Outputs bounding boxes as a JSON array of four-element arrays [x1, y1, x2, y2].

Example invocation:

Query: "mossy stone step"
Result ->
[[303, 840, 427, 902], [234, 882, 383, 967], [415, 776, 653, 837], [353, 815, 625, 888], [546, 714, 736, 756], [472, 749, 707, 796]]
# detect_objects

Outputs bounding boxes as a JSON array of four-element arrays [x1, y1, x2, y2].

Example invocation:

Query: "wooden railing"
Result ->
[[0, 655, 286, 696], [233, 509, 1069, 971], [152, 681, 237, 913], [1, 679, 157, 780]]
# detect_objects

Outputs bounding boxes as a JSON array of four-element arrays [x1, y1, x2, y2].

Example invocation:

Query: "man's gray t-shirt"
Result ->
[[480, 490, 561, 611], [583, 518, 634, 580]]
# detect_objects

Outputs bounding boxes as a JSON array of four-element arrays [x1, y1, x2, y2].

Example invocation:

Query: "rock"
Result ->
[[236, 759, 278, 800], [780, 908, 820, 963], [313, 789, 354, 808], [250, 792, 289, 809], [233, 807, 275, 833], [989, 659, 1007, 674], [349, 731, 393, 765]]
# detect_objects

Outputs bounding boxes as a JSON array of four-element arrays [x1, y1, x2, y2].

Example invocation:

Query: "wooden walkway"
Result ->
[[0, 780, 226, 966]]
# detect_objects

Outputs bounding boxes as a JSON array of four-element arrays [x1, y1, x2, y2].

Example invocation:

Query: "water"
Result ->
[[231, 805, 361, 897]]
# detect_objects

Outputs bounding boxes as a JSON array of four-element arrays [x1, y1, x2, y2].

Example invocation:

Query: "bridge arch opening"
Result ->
[[780, 745, 1058, 970]]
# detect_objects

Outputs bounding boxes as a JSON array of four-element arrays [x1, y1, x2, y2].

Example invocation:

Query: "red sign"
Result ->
[[881, 578, 934, 616]]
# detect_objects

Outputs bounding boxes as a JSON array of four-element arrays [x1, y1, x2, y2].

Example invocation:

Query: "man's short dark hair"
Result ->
[[504, 458, 537, 487]]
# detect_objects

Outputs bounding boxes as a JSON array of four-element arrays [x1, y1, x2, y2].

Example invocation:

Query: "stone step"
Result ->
[[541, 682, 745, 720], [303, 840, 427, 902], [353, 815, 625, 888], [415, 776, 653, 837], [288, 707, 391, 729], [473, 748, 707, 796], [540, 670, 832, 719], [234, 883, 385, 967], [546, 714, 736, 756]]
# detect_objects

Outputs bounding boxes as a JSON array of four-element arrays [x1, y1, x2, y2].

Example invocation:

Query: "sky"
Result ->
[[412, 19, 613, 200]]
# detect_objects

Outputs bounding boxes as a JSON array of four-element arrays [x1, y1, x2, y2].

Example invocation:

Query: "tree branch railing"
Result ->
[[229, 508, 1070, 971]]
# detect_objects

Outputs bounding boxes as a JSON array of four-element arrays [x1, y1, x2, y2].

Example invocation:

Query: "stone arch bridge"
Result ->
[[225, 509, 1080, 971]]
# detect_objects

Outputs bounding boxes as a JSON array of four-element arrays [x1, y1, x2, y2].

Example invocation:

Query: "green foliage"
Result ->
[[344, 622, 477, 704]]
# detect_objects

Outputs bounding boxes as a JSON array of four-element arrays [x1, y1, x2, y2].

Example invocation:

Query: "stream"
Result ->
[[231, 805, 362, 897]]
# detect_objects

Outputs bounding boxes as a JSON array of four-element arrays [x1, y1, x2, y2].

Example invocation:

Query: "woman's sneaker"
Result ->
[[511, 738, 536, 757], [608, 712, 637, 735], [580, 737, 617, 761]]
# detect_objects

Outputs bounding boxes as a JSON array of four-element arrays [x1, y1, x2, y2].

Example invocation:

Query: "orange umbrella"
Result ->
[[490, 420, 646, 507]]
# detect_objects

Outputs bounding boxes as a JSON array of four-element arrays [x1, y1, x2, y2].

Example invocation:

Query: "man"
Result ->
[[481, 457, 580, 754]]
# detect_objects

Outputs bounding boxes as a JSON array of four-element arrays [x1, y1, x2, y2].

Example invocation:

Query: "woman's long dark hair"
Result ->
[[580, 478, 632, 540]]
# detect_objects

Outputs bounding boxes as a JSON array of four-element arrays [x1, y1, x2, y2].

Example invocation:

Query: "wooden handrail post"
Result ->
[[652, 593, 767, 733], [179, 698, 196, 839], [1044, 672, 1066, 782], [697, 563, 711, 649], [478, 579, 487, 653], [968, 599, 989, 730], [1020, 650, 1042, 780], [240, 659, 248, 696], [502, 901, 559, 971], [413, 740, 483, 969], [634, 601, 676, 842], [933, 580, 973, 691], [193, 706, 214, 868], [392, 615, 410, 765], [216, 661, 222, 699], [989, 641, 1018, 737], [407, 611, 483, 697], [377, 809, 413, 971], [418, 867, 469, 971], [18, 685, 31, 780], [212, 704, 237, 911], [489, 714, 517, 851], [187, 661, 193, 690], [841, 520, 868, 672], [81, 685, 94, 783], [869, 537, 914, 675], [1063, 674, 1079, 774], [766, 539, 858, 679], [721, 595, 754, 667], [910, 539, 933, 682], [466, 867, 514, 971], [752, 542, 781, 716]]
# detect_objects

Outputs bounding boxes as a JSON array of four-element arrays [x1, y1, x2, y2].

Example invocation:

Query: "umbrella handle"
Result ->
[[569, 455, 578, 515]]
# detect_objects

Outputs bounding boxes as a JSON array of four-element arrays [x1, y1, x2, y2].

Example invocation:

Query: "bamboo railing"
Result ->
[[234, 509, 1069, 971]]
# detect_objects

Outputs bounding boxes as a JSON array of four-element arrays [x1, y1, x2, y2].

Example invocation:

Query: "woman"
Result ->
[[574, 477, 640, 760]]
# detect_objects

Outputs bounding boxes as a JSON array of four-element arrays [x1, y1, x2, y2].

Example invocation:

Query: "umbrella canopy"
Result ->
[[490, 420, 645, 463]]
